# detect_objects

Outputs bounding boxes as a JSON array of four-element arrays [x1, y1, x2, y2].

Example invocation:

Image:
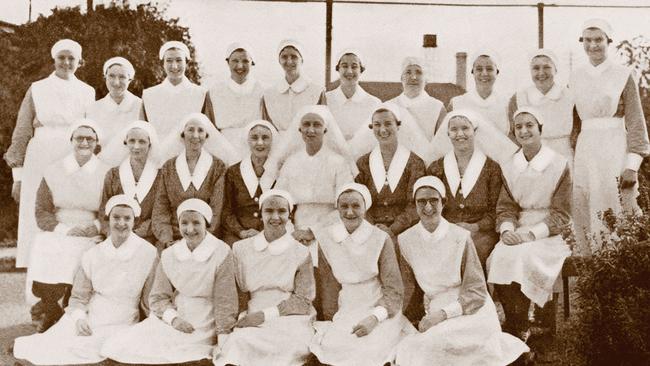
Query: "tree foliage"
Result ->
[[0, 3, 201, 240]]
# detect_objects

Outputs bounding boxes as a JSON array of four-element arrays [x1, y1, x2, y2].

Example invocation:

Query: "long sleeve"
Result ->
[[433, 106, 447, 134], [376, 236, 404, 318], [209, 165, 226, 236], [277, 255, 315, 316], [99, 169, 118, 236], [212, 251, 238, 334], [4, 87, 36, 173], [317, 90, 327, 105], [260, 97, 273, 125], [457, 237, 488, 316], [152, 172, 174, 245], [139, 256, 160, 317], [389, 157, 425, 235], [35, 178, 59, 232], [334, 158, 354, 193], [495, 177, 521, 233], [315, 247, 341, 321], [397, 240, 424, 324], [202, 91, 216, 125], [507, 93, 519, 143], [542, 164, 572, 237], [140, 103, 148, 122], [619, 75, 650, 169], [570, 106, 582, 151], [67, 265, 94, 318], [222, 171, 245, 238], [148, 261, 176, 320], [475, 163, 502, 232]]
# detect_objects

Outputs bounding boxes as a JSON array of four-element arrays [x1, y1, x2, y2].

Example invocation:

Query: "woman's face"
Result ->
[[448, 116, 476, 152], [299, 113, 326, 149], [163, 48, 186, 83], [472, 56, 497, 89], [179, 210, 207, 246], [582, 28, 609, 65], [415, 187, 443, 223], [228, 49, 252, 84], [401, 64, 424, 93], [247, 125, 273, 160], [279, 46, 302, 76], [105, 64, 131, 99], [182, 120, 207, 152], [514, 112, 542, 148], [530, 56, 555, 91], [125, 128, 151, 160], [261, 196, 290, 236], [338, 53, 361, 87], [71, 126, 98, 158], [372, 110, 399, 146], [337, 191, 366, 233], [109, 205, 135, 243], [54, 50, 79, 79]]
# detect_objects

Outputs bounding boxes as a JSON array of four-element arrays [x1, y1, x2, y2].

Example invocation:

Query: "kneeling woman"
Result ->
[[101, 198, 238, 364], [14, 195, 157, 365], [214, 189, 315, 366], [310, 183, 411, 366], [394, 177, 527, 366]]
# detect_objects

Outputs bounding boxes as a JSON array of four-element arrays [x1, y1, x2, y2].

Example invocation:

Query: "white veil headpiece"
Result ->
[[99, 120, 162, 167]]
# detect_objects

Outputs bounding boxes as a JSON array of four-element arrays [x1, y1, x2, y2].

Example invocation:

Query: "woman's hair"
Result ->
[[368, 108, 401, 129], [335, 53, 365, 73]]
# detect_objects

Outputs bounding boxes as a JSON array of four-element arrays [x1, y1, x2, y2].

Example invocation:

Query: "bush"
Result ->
[[0, 3, 201, 241]]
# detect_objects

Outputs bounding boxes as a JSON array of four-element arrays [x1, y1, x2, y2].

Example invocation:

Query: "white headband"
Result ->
[[51, 39, 82, 60], [582, 18, 613, 38], [513, 106, 545, 126], [226, 42, 255, 62], [178, 112, 216, 139], [443, 109, 484, 130], [259, 189, 295, 210], [472, 49, 500, 70], [336, 48, 363, 66], [103, 56, 135, 79], [401, 56, 425, 74], [529, 49, 559, 70], [277, 39, 304, 58], [105, 194, 141, 217], [413, 176, 446, 199], [336, 182, 372, 209], [159, 41, 190, 60], [68, 118, 103, 144], [176, 198, 212, 224], [295, 105, 333, 129], [245, 119, 278, 138], [371, 102, 402, 123]]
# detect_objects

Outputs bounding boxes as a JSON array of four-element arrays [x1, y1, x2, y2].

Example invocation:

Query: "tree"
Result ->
[[0, 2, 201, 241]]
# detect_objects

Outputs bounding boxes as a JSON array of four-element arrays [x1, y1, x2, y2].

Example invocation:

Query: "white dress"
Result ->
[[395, 220, 528, 366], [14, 234, 157, 365], [450, 89, 510, 135], [389, 92, 445, 141], [86, 91, 143, 154], [325, 86, 380, 140], [262, 75, 324, 132], [101, 234, 238, 364], [214, 232, 315, 366]]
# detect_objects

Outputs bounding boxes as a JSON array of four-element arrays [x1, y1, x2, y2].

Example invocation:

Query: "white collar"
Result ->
[[119, 158, 158, 202], [331, 85, 368, 104], [253, 231, 294, 255], [417, 218, 450, 243], [467, 88, 500, 108], [101, 233, 139, 261], [173, 234, 218, 262], [175, 149, 212, 191], [102, 91, 139, 113], [276, 75, 310, 93], [227, 77, 256, 95], [161, 76, 193, 92], [585, 58, 613, 77], [330, 219, 374, 245], [512, 145, 555, 173], [396, 91, 428, 108], [525, 83, 563, 104], [240, 155, 271, 199], [443, 150, 487, 198], [369, 144, 410, 193], [63, 154, 99, 175]]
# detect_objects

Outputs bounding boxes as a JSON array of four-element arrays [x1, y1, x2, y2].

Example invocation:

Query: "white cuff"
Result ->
[[442, 301, 463, 319], [162, 308, 178, 325], [499, 221, 515, 234], [54, 223, 71, 235], [529, 222, 549, 240], [12, 167, 22, 182], [262, 306, 280, 320], [625, 153, 644, 171], [237, 311, 248, 321], [69, 308, 87, 322], [371, 306, 388, 322]]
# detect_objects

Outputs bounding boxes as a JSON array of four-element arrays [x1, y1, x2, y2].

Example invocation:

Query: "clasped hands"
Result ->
[[500, 230, 535, 246]]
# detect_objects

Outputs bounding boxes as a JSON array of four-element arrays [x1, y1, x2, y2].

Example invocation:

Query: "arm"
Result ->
[[317, 90, 327, 105], [390, 157, 425, 235], [202, 91, 217, 126], [148, 261, 176, 322], [376, 235, 404, 319], [4, 87, 36, 179], [66, 264, 94, 321], [139, 256, 160, 318], [151, 170, 174, 246], [397, 238, 425, 324], [213, 251, 238, 335], [538, 165, 572, 238], [98, 169, 116, 237], [570, 106, 581, 151], [221, 169, 246, 237], [274, 254, 315, 317], [453, 237, 488, 317], [475, 162, 502, 232], [315, 246, 341, 321], [620, 75, 650, 170], [209, 161, 227, 236], [507, 94, 519, 144], [495, 177, 521, 234], [260, 97, 273, 125], [433, 106, 447, 135], [34, 178, 61, 232], [140, 103, 148, 122]]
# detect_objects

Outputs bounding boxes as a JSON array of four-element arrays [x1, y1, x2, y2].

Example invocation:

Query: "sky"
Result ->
[[4, 0, 650, 93]]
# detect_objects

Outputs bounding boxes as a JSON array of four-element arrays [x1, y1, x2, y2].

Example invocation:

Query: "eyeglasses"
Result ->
[[416, 198, 439, 206], [73, 136, 97, 143]]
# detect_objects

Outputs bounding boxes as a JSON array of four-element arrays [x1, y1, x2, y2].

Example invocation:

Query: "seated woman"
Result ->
[[222, 120, 278, 245], [394, 176, 528, 366], [14, 195, 157, 365], [310, 183, 412, 366], [27, 120, 109, 332], [428, 110, 518, 271], [488, 107, 572, 340], [153, 112, 238, 249], [101, 198, 238, 364], [214, 189, 315, 366], [99, 121, 161, 245]]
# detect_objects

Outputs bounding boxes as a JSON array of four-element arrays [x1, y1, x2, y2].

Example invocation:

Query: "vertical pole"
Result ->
[[28, 0, 32, 22], [455, 52, 467, 90], [325, 0, 333, 87], [87, 0, 93, 13], [537, 2, 544, 48]]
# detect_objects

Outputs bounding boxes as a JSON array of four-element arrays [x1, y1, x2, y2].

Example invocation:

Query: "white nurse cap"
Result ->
[[159, 41, 190, 60], [50, 39, 82, 60], [176, 198, 212, 224], [413, 176, 446, 199], [105, 194, 142, 217]]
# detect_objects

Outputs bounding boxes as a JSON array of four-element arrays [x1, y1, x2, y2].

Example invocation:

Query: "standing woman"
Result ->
[[14, 195, 157, 365], [87, 56, 143, 159], [325, 49, 381, 140], [261, 39, 326, 132], [208, 43, 264, 157], [508, 49, 574, 162], [153, 113, 238, 249], [488, 109, 572, 340], [5, 39, 95, 268], [310, 183, 411, 366], [101, 198, 238, 364], [449, 51, 510, 135], [214, 190, 315, 366], [570, 19, 650, 255], [222, 120, 278, 245], [142, 41, 210, 141], [99, 121, 161, 245], [388, 56, 446, 140], [27, 120, 109, 332]]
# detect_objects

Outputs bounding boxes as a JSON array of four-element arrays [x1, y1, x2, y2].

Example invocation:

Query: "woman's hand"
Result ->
[[620, 169, 638, 190], [234, 311, 265, 328], [457, 222, 480, 233], [67, 226, 87, 237], [171, 317, 195, 333], [239, 229, 260, 239], [501, 230, 521, 246], [11, 181, 21, 203], [291, 229, 315, 245], [351, 315, 379, 337], [75, 319, 93, 336], [418, 310, 446, 332]]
